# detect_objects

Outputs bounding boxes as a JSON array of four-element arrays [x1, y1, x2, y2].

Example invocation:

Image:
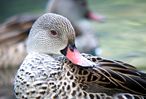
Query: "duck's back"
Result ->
[[61, 53, 146, 98]]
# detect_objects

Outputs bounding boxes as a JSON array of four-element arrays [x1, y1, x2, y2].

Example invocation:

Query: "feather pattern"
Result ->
[[63, 53, 146, 96]]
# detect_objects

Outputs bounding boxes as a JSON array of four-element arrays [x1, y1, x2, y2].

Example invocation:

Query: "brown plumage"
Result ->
[[0, 14, 38, 68]]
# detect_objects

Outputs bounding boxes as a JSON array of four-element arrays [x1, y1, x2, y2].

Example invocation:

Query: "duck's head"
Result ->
[[27, 13, 95, 67]]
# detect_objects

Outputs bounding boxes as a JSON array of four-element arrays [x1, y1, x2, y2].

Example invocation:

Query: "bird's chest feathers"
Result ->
[[18, 53, 63, 82]]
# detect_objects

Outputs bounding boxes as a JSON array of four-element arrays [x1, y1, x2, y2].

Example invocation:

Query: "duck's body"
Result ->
[[14, 52, 146, 99], [14, 13, 146, 99], [0, 42, 26, 69], [0, 14, 38, 68]]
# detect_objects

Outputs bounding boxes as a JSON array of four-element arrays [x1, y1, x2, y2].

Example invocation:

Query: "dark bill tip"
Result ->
[[60, 44, 76, 56]]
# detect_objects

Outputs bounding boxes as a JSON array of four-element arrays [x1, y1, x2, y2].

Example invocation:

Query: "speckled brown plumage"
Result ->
[[14, 53, 146, 99]]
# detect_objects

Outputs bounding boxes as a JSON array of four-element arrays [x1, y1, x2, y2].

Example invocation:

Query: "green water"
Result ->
[[0, 0, 47, 22], [88, 0, 146, 70]]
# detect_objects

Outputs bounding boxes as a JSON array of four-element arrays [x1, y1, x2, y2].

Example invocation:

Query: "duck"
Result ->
[[1, 1, 105, 98], [14, 13, 146, 99]]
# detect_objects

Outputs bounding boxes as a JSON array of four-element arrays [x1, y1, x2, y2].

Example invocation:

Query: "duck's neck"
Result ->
[[28, 52, 60, 58]]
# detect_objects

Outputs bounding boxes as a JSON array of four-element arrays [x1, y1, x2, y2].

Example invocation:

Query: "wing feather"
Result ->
[[69, 54, 146, 95]]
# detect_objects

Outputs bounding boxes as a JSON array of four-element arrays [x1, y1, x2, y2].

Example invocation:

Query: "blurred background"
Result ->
[[0, 0, 146, 99]]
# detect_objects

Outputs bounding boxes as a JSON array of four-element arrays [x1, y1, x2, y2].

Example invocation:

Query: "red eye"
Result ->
[[50, 30, 58, 36]]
